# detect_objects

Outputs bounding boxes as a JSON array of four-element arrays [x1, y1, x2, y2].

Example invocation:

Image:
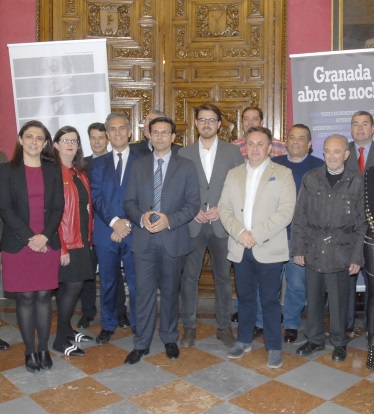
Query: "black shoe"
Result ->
[[25, 353, 40, 373], [124, 348, 150, 365], [284, 329, 298, 343], [118, 314, 130, 328], [296, 342, 325, 356], [77, 315, 94, 329], [38, 351, 53, 369], [96, 329, 114, 344], [0, 339, 10, 350], [231, 312, 239, 323], [67, 330, 94, 343], [332, 346, 347, 362], [253, 326, 263, 339], [53, 340, 85, 356], [165, 343, 180, 360], [131, 327, 136, 335]]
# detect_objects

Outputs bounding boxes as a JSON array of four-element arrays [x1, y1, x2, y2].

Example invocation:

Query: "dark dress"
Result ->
[[58, 172, 94, 283], [2, 166, 60, 292]]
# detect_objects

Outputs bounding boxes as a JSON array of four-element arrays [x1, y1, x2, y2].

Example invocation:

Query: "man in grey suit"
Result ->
[[345, 110, 374, 335], [123, 117, 200, 364], [179, 103, 244, 348]]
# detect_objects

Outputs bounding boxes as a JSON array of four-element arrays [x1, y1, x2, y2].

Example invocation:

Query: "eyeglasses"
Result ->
[[59, 138, 79, 145], [150, 130, 172, 137], [197, 118, 218, 125]]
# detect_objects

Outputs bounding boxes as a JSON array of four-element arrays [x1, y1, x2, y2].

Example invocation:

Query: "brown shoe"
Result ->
[[216, 327, 236, 347], [180, 327, 196, 348]]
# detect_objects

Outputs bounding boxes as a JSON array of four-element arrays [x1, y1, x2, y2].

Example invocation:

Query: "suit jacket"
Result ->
[[130, 139, 181, 158], [346, 140, 374, 173], [90, 148, 138, 247], [124, 152, 200, 258], [218, 160, 296, 264], [0, 151, 9, 240], [0, 160, 64, 253], [179, 138, 244, 238]]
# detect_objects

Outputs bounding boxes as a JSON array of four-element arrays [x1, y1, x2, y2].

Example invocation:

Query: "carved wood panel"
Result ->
[[37, 0, 287, 297]]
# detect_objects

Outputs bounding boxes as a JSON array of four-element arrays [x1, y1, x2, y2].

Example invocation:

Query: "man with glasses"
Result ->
[[89, 113, 138, 344], [124, 117, 200, 364], [179, 103, 243, 348]]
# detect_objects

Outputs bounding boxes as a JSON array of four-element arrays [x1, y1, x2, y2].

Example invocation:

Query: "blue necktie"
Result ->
[[150, 158, 163, 223], [116, 153, 122, 184]]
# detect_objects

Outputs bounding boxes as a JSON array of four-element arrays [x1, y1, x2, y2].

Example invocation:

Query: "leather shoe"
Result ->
[[118, 314, 130, 328], [332, 346, 347, 362], [77, 315, 94, 329], [253, 326, 263, 339], [296, 341, 325, 356], [38, 350, 53, 369], [165, 343, 180, 360], [67, 330, 94, 342], [53, 340, 85, 356], [124, 348, 150, 364], [25, 353, 40, 373], [231, 312, 239, 323], [96, 329, 114, 344], [284, 329, 298, 343], [0, 338, 10, 350]]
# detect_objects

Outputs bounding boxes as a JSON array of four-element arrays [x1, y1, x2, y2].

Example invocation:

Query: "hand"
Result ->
[[294, 256, 305, 266], [143, 211, 169, 233], [349, 263, 360, 275], [111, 231, 123, 243], [28, 234, 48, 252], [205, 206, 220, 222], [112, 219, 131, 238], [238, 230, 257, 249], [194, 209, 209, 224], [61, 253, 70, 266]]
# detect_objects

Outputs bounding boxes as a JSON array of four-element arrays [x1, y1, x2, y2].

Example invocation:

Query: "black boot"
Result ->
[[366, 337, 374, 370]]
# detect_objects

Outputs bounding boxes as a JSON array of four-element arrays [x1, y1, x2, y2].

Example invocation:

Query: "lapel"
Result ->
[[192, 141, 208, 185], [144, 154, 156, 208], [121, 150, 134, 190], [15, 163, 30, 215], [210, 139, 224, 183], [253, 160, 274, 207]]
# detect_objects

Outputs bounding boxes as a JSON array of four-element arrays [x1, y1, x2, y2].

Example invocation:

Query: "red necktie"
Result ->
[[358, 147, 365, 174]]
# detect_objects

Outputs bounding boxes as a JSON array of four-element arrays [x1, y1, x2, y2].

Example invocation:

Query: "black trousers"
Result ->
[[364, 234, 374, 343]]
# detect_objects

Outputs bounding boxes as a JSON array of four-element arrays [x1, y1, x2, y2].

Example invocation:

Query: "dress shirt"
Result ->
[[354, 141, 372, 168], [243, 157, 270, 230], [199, 136, 218, 184]]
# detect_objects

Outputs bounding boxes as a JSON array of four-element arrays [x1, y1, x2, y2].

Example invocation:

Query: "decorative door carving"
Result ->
[[37, 0, 287, 297]]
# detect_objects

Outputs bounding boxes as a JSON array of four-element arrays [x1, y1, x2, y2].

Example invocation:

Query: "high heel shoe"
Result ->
[[38, 350, 53, 369], [366, 344, 374, 370], [25, 353, 40, 373]]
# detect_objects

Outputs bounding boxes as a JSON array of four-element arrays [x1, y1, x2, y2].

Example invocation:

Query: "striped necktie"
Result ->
[[150, 158, 164, 223]]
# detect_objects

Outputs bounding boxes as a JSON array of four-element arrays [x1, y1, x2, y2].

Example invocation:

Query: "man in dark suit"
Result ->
[[179, 103, 244, 348], [131, 109, 180, 156], [123, 117, 200, 364], [90, 113, 137, 344], [78, 123, 127, 329], [345, 110, 374, 335]]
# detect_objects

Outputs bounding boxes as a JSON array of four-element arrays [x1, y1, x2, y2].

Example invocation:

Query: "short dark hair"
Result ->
[[87, 122, 106, 135], [195, 103, 222, 122], [352, 111, 374, 125], [149, 117, 176, 135], [11, 120, 53, 167], [53, 126, 85, 171], [242, 106, 263, 121], [244, 126, 273, 144], [289, 124, 312, 141]]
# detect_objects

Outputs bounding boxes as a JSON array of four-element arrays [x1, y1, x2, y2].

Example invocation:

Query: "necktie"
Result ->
[[150, 159, 164, 223], [358, 147, 365, 174], [116, 153, 123, 184]]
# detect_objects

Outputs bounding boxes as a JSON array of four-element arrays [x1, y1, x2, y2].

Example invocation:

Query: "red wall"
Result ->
[[287, 0, 332, 132], [0, 1, 331, 155], [0, 0, 36, 158]]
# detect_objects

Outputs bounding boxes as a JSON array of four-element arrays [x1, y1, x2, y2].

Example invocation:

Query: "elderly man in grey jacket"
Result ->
[[292, 134, 367, 362]]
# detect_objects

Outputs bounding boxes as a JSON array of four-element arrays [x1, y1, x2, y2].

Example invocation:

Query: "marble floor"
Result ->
[[0, 297, 373, 414]]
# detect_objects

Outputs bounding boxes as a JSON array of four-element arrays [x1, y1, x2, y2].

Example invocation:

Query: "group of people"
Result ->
[[0, 104, 374, 373]]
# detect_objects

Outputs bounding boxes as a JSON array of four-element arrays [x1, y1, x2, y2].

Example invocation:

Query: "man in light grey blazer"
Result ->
[[345, 111, 374, 335], [179, 103, 244, 348], [218, 126, 296, 368]]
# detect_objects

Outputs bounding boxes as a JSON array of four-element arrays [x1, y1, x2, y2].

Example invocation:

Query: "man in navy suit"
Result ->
[[78, 123, 127, 329], [123, 117, 200, 364], [90, 113, 137, 344]]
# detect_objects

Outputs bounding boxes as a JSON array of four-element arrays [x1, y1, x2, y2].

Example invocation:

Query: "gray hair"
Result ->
[[324, 134, 349, 151], [105, 112, 131, 130]]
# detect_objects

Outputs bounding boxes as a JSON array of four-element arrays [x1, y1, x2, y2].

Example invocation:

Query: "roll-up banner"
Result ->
[[8, 39, 111, 157]]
